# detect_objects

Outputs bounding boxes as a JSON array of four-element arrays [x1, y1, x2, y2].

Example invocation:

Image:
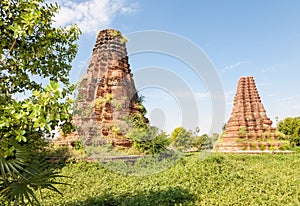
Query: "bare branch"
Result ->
[[0, 38, 17, 65]]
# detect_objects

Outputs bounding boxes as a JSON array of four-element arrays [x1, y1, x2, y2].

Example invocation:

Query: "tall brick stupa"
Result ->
[[72, 29, 147, 147], [216, 76, 279, 151]]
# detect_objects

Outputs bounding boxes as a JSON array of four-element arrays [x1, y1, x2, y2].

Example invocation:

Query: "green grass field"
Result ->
[[38, 152, 300, 206]]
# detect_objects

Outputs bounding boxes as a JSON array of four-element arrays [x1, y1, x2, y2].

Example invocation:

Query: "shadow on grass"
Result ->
[[65, 186, 195, 206]]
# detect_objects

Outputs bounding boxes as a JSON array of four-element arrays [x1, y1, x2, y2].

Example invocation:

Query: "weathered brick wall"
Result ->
[[73, 29, 146, 147]]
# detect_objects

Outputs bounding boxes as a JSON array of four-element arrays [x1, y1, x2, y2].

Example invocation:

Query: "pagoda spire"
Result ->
[[216, 76, 278, 151]]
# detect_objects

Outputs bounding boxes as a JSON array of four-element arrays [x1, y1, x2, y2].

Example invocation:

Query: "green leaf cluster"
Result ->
[[126, 127, 170, 154], [0, 0, 80, 96], [95, 93, 113, 110], [170, 127, 194, 150], [277, 117, 300, 147], [170, 127, 214, 151], [0, 82, 73, 142], [0, 82, 74, 205], [0, 0, 81, 205]]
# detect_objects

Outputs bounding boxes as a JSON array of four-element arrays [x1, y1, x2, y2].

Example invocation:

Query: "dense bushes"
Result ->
[[125, 125, 216, 155], [277, 117, 300, 147], [126, 126, 170, 154], [170, 127, 217, 151], [36, 153, 300, 205]]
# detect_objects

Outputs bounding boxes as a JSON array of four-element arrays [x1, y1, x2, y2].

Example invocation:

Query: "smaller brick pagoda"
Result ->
[[216, 76, 279, 151]]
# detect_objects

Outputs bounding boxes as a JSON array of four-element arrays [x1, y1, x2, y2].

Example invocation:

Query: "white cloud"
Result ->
[[260, 64, 287, 73], [267, 93, 277, 97], [47, 0, 137, 34], [173, 90, 226, 100], [195, 92, 210, 98], [278, 95, 299, 102], [292, 104, 300, 110], [224, 61, 249, 71], [172, 90, 210, 99]]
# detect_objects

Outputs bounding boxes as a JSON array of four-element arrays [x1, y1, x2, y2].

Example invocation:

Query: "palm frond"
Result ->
[[0, 139, 32, 179], [0, 141, 66, 205]]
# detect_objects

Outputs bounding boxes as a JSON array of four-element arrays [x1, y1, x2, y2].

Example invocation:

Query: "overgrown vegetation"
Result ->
[[95, 93, 113, 110], [277, 117, 300, 147], [30, 153, 300, 205], [126, 126, 170, 154], [238, 126, 247, 137], [170, 127, 217, 151], [109, 29, 128, 43]]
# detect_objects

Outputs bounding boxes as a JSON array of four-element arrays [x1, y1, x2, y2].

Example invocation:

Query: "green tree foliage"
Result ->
[[170, 127, 195, 150], [126, 127, 170, 154], [0, 0, 80, 205], [277, 117, 300, 147], [170, 127, 216, 151], [193, 134, 208, 150], [127, 95, 148, 129], [0, 0, 79, 96]]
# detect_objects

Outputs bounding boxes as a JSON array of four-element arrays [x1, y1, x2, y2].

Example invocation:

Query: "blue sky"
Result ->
[[50, 0, 300, 134]]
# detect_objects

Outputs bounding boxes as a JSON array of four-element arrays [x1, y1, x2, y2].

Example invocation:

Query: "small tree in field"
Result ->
[[170, 127, 215, 151], [0, 0, 80, 205], [277, 117, 300, 147], [126, 127, 170, 154], [170, 127, 194, 151]]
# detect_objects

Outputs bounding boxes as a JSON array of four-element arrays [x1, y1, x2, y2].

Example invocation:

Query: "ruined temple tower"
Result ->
[[216, 76, 278, 151], [73, 29, 147, 147]]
